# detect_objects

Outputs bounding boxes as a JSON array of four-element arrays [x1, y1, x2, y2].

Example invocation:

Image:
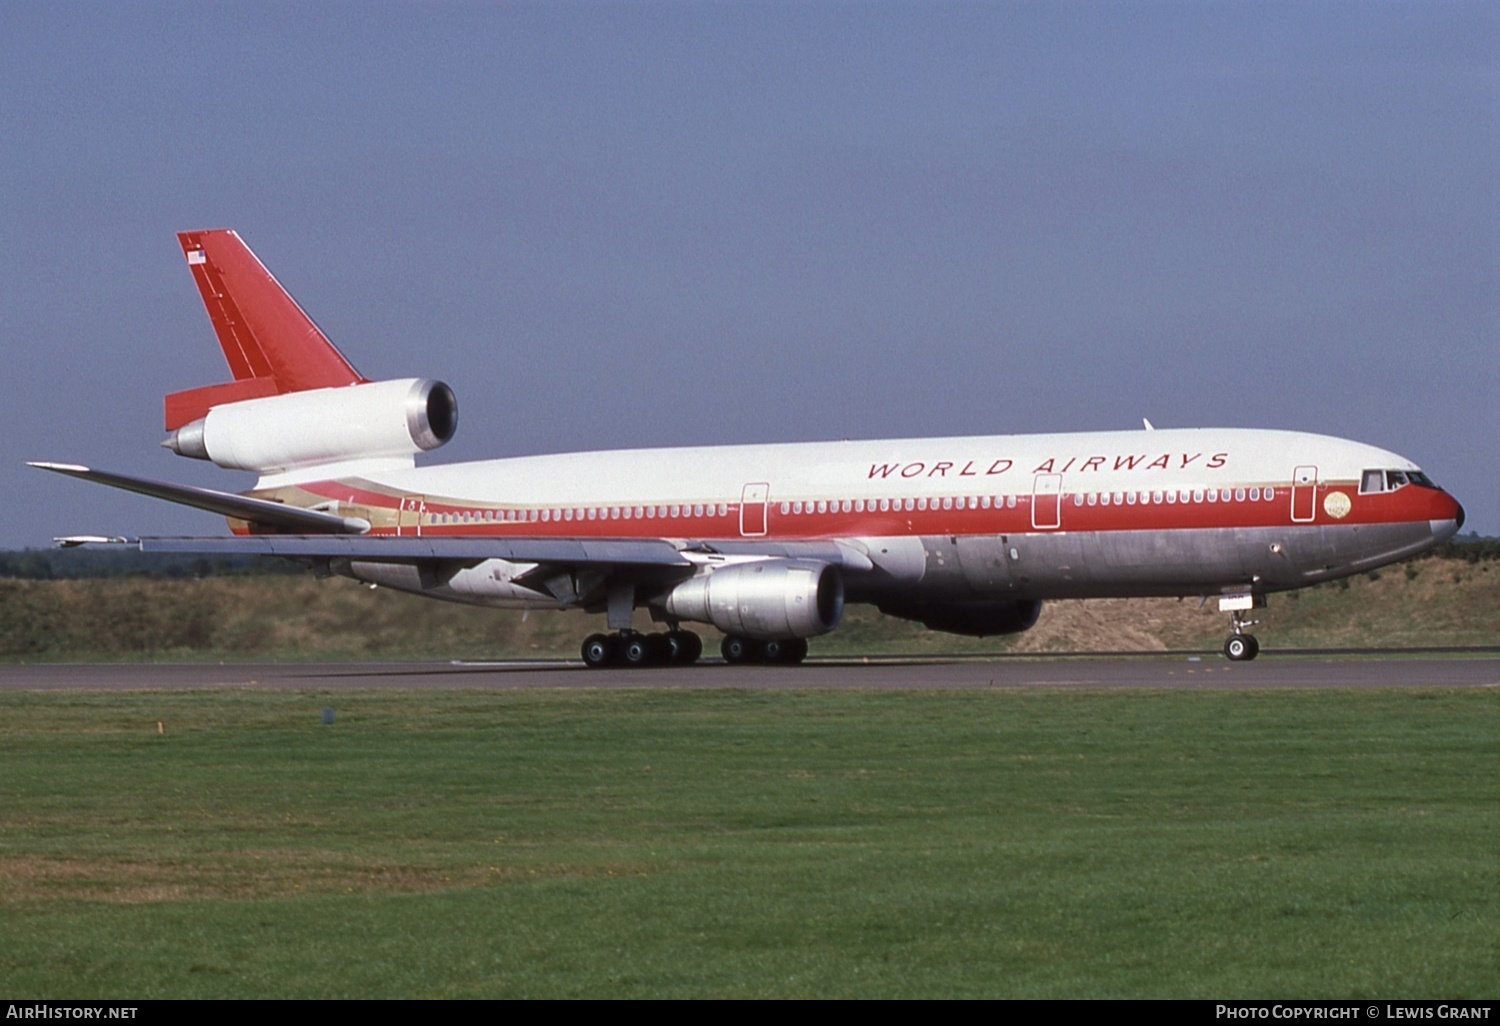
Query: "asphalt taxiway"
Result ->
[[1, 655, 1496, 691]]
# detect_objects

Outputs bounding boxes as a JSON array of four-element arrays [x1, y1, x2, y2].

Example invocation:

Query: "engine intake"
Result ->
[[166, 378, 457, 473], [663, 560, 844, 640]]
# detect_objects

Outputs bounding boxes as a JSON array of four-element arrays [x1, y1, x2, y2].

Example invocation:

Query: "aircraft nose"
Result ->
[[1430, 494, 1464, 543]]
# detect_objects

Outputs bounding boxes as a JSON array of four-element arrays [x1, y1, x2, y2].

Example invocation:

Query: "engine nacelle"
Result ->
[[663, 560, 844, 640], [166, 378, 457, 473], [877, 598, 1043, 637]]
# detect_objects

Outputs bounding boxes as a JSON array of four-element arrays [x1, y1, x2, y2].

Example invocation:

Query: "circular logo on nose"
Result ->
[[1323, 491, 1352, 519]]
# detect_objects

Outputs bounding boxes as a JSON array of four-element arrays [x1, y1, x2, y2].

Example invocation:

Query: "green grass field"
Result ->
[[1, 687, 1494, 997]]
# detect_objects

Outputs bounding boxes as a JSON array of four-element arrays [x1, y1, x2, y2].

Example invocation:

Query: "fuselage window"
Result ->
[[840, 499, 851, 513], [1249, 488, 1260, 501], [1149, 491, 1161, 504], [1006, 495, 1016, 509], [780, 502, 790, 515], [917, 498, 928, 511], [1192, 490, 1203, 503], [941, 496, 951, 510], [1360, 470, 1384, 494], [1234, 488, 1245, 502], [1386, 471, 1408, 490], [1125, 492, 1136, 505], [981, 496, 991, 510], [901, 497, 913, 511]]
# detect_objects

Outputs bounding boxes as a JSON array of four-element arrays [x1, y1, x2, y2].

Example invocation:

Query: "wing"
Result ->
[[29, 462, 368, 534]]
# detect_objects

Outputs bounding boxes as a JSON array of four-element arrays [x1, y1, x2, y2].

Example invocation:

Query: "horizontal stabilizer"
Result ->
[[27, 462, 369, 534]]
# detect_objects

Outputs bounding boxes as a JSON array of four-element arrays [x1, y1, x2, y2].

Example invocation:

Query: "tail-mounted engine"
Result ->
[[165, 377, 457, 473], [663, 559, 844, 640]]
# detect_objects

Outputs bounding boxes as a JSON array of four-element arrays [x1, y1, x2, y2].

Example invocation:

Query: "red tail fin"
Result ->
[[165, 230, 366, 430]]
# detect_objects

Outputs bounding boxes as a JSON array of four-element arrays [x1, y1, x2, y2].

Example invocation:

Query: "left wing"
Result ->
[[29, 462, 370, 534]]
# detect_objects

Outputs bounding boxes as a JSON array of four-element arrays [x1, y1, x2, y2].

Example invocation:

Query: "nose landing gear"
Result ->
[[1223, 610, 1260, 661]]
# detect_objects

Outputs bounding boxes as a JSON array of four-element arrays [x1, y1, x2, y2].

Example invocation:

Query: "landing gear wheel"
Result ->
[[620, 633, 653, 667], [666, 629, 702, 665], [721, 635, 761, 665], [644, 632, 673, 665], [581, 633, 617, 669], [783, 638, 809, 664], [759, 638, 809, 665], [1224, 634, 1260, 661]]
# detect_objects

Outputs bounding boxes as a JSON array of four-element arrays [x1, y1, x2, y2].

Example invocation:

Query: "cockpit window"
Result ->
[[1360, 469, 1439, 494]]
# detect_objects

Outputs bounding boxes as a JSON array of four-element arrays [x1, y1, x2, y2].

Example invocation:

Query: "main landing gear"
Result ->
[[579, 631, 811, 668], [721, 636, 809, 666], [581, 629, 704, 669], [1223, 610, 1260, 662]]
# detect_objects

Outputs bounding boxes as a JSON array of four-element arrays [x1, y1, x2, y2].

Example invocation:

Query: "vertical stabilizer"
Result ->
[[165, 230, 367, 429]]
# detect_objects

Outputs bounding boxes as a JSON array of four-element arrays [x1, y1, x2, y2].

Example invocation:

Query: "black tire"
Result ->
[[645, 632, 671, 665], [1224, 634, 1259, 662], [667, 629, 702, 665], [621, 634, 652, 667], [721, 635, 760, 664], [783, 637, 809, 664], [581, 633, 616, 669], [762, 639, 786, 663]]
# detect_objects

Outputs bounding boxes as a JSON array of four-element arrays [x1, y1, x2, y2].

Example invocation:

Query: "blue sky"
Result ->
[[3, 1, 1496, 545]]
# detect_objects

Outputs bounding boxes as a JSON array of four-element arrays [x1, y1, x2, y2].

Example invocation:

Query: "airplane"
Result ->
[[32, 229, 1466, 666]]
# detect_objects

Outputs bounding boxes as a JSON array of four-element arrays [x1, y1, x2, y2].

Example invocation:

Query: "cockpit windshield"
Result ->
[[1360, 469, 1438, 494]]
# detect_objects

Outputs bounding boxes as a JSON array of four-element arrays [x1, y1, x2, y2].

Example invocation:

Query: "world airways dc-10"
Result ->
[[32, 229, 1466, 666]]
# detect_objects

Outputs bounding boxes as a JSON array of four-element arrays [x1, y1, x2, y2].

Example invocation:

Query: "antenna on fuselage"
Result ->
[[1143, 418, 1155, 431]]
